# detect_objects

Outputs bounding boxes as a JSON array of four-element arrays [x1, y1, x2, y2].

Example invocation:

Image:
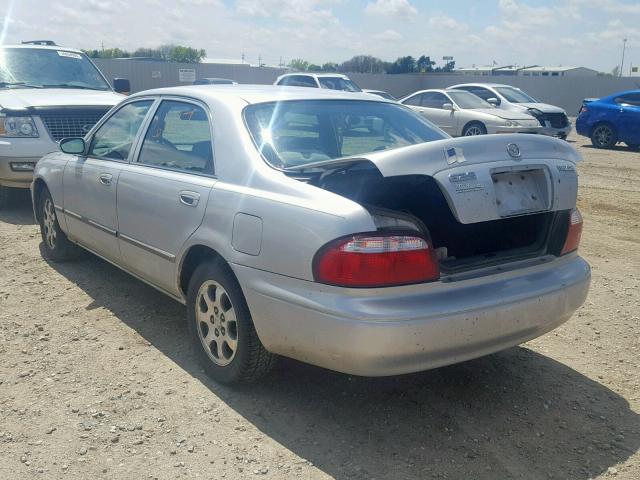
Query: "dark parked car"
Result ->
[[193, 78, 237, 85], [576, 90, 640, 150]]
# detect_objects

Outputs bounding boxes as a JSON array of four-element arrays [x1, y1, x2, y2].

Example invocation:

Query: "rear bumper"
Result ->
[[234, 255, 590, 376], [489, 126, 541, 135]]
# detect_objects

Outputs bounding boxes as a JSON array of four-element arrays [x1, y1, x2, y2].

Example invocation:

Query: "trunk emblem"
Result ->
[[507, 143, 522, 159]]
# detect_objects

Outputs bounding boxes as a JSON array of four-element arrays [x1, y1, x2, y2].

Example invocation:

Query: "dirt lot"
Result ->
[[1, 131, 639, 480]]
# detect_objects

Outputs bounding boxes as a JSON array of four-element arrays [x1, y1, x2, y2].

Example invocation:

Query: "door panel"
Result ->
[[117, 99, 216, 294], [62, 158, 121, 260], [61, 99, 154, 261], [117, 166, 214, 292]]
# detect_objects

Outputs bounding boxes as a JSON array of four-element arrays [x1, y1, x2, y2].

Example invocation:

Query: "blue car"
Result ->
[[576, 90, 640, 150]]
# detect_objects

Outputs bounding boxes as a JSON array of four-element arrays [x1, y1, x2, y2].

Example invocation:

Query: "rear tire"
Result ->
[[462, 122, 487, 136], [38, 188, 80, 262], [590, 124, 617, 149], [187, 259, 276, 383], [0, 186, 13, 210]]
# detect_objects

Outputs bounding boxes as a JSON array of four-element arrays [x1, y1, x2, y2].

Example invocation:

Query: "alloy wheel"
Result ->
[[593, 125, 614, 147], [195, 280, 238, 366], [464, 126, 484, 136], [42, 198, 57, 249]]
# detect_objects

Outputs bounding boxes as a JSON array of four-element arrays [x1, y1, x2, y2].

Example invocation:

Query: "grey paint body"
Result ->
[[400, 89, 541, 136], [33, 85, 590, 376]]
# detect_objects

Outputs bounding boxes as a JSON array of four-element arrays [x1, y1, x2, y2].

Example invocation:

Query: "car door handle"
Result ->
[[179, 191, 200, 207], [98, 173, 113, 186]]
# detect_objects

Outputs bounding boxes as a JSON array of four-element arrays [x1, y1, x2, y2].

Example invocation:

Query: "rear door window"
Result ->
[[279, 75, 318, 87], [137, 100, 214, 175]]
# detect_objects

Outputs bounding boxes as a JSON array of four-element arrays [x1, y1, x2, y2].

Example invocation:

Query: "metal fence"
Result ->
[[94, 59, 640, 113]]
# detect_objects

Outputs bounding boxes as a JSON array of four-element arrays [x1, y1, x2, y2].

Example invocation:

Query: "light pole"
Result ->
[[620, 38, 627, 77]]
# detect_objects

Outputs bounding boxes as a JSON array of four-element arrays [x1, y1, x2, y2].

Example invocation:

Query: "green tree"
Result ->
[[307, 64, 322, 71], [288, 58, 310, 71], [386, 56, 417, 74], [321, 62, 338, 72], [417, 55, 435, 73], [339, 55, 386, 74]]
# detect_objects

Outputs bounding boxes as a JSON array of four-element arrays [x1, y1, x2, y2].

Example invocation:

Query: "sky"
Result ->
[[1, 0, 639, 73]]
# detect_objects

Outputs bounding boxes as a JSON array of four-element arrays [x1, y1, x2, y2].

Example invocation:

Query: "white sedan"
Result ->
[[400, 89, 541, 136]]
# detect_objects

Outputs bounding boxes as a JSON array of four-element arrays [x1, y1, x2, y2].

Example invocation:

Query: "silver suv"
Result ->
[[0, 42, 127, 208]]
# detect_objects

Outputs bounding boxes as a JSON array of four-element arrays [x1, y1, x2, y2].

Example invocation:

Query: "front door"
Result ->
[[62, 100, 154, 261], [117, 99, 216, 294]]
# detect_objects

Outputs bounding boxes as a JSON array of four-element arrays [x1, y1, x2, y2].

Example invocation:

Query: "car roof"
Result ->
[[0, 44, 83, 53], [279, 72, 350, 78], [450, 83, 518, 88], [130, 84, 391, 105]]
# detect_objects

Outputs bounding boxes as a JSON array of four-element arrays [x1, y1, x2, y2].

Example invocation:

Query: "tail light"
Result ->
[[579, 106, 588, 114], [561, 208, 583, 255], [314, 233, 440, 287]]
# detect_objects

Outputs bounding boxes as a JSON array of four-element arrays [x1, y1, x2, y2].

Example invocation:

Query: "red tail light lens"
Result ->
[[314, 233, 440, 287], [579, 106, 588, 114], [561, 208, 583, 255]]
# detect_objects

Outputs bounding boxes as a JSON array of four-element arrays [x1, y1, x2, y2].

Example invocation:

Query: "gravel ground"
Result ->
[[1, 131, 639, 480]]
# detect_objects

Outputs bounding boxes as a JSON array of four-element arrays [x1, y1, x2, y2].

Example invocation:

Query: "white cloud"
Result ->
[[365, 0, 417, 19], [374, 29, 402, 41]]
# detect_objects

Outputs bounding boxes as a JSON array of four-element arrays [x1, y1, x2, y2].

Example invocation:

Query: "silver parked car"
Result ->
[[400, 89, 541, 136], [274, 73, 361, 91], [449, 83, 572, 138], [32, 85, 590, 383]]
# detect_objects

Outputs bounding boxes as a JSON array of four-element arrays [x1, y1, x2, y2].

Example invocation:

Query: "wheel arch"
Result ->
[[178, 244, 234, 298], [462, 120, 486, 135], [589, 120, 617, 137], [32, 177, 49, 222]]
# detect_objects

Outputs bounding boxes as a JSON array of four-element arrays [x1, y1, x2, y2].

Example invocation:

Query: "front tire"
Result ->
[[0, 185, 12, 209], [462, 122, 487, 136], [187, 260, 276, 383], [590, 124, 617, 148], [38, 189, 79, 262]]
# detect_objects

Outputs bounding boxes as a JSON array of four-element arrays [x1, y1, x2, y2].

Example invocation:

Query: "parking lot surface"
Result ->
[[1, 131, 639, 480]]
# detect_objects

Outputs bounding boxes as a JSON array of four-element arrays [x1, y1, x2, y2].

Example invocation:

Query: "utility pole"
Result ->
[[258, 55, 262, 67], [620, 38, 627, 77], [241, 52, 245, 64]]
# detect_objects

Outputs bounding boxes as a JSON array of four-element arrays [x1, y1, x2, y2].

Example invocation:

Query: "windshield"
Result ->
[[318, 77, 362, 92], [244, 100, 446, 169], [494, 87, 537, 103], [0, 47, 111, 90], [447, 91, 493, 109]]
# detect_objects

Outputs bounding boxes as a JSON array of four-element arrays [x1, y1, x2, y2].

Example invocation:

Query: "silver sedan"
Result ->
[[32, 85, 590, 383], [400, 89, 541, 136]]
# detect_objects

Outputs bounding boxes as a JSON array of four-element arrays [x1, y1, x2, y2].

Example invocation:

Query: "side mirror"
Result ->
[[113, 78, 131, 94], [59, 137, 85, 155], [442, 103, 454, 111], [487, 97, 499, 106]]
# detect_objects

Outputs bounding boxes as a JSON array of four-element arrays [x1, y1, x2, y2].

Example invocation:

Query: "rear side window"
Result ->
[[137, 100, 213, 175], [89, 100, 153, 161], [402, 94, 424, 106], [279, 75, 318, 87], [615, 94, 640, 107]]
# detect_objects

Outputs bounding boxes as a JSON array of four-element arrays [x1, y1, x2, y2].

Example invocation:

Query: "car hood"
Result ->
[[514, 102, 566, 114], [0, 88, 123, 111], [470, 108, 536, 120]]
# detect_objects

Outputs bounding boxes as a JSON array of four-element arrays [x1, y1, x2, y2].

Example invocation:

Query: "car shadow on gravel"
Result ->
[[46, 253, 640, 480], [581, 144, 640, 154], [0, 190, 35, 225]]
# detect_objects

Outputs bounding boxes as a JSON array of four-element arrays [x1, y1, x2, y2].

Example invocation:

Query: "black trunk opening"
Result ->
[[316, 170, 559, 271]]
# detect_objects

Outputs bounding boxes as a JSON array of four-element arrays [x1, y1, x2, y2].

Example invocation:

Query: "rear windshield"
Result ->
[[318, 77, 362, 92], [244, 100, 446, 169]]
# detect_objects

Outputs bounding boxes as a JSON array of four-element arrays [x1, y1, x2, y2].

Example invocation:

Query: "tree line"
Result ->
[[83, 45, 206, 64], [288, 55, 455, 74]]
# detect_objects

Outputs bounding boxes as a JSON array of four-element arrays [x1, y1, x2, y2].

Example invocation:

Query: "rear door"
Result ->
[[117, 98, 216, 293], [62, 99, 154, 262], [614, 93, 640, 144]]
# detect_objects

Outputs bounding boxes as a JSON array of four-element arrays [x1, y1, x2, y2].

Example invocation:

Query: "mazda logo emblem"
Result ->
[[507, 143, 521, 159]]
